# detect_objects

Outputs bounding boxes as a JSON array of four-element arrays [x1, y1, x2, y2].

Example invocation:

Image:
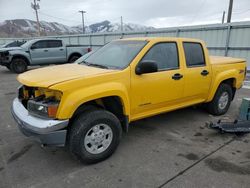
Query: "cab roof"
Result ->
[[119, 37, 204, 44]]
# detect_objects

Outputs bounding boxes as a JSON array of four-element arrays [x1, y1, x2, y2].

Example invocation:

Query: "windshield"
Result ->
[[76, 40, 147, 69], [21, 40, 37, 49]]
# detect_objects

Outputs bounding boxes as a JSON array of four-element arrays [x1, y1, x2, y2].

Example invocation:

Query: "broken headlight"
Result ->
[[27, 99, 59, 119]]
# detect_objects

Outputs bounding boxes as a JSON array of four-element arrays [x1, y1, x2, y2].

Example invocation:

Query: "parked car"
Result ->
[[0, 39, 91, 73], [11, 37, 247, 163], [1, 40, 27, 48]]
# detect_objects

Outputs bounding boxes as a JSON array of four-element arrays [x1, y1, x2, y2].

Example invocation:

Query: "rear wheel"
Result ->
[[68, 108, 122, 164], [10, 58, 27, 73], [206, 83, 233, 115], [68, 55, 81, 63]]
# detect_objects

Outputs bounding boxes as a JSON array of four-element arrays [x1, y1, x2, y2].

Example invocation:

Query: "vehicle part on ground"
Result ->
[[209, 119, 250, 134]]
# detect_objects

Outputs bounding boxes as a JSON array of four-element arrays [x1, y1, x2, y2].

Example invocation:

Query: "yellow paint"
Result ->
[[17, 37, 247, 122]]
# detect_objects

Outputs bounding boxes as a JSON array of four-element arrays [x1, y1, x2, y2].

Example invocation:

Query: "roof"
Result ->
[[119, 37, 205, 43]]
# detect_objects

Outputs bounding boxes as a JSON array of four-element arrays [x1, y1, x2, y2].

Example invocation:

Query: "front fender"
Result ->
[[9, 50, 31, 63], [56, 82, 130, 119], [207, 69, 237, 102]]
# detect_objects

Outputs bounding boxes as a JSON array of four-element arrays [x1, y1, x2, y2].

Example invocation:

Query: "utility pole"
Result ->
[[227, 0, 234, 23], [31, 0, 41, 36], [79, 10, 86, 34], [120, 16, 123, 32], [222, 11, 226, 24]]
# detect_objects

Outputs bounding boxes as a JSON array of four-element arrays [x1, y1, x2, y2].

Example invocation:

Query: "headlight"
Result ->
[[27, 99, 59, 119]]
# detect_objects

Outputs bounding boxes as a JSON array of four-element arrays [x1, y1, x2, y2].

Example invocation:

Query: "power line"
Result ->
[[38, 11, 81, 24], [190, 0, 207, 23]]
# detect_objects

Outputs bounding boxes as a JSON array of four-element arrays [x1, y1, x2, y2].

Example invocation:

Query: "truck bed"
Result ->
[[210, 56, 246, 65]]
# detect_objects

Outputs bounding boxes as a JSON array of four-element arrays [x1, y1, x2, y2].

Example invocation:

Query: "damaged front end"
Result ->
[[11, 85, 69, 146], [0, 51, 11, 66]]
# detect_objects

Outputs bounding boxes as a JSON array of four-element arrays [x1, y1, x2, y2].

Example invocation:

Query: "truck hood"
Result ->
[[0, 47, 23, 52], [17, 64, 117, 88]]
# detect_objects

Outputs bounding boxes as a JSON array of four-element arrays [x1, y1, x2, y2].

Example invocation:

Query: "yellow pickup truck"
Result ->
[[11, 37, 247, 163]]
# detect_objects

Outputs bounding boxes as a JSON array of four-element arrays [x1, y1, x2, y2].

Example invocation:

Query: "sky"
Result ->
[[0, 0, 250, 28]]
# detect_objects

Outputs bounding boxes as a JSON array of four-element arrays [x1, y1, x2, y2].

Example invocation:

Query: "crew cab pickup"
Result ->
[[0, 39, 91, 73], [11, 37, 247, 163]]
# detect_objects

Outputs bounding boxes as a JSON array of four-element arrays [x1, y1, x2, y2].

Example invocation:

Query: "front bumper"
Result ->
[[11, 98, 69, 146], [0, 56, 11, 66]]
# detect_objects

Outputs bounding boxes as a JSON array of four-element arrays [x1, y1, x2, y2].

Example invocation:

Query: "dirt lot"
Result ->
[[0, 66, 250, 188]]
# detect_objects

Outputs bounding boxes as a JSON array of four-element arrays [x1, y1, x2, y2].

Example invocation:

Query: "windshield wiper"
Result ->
[[79, 60, 109, 69], [86, 63, 109, 69]]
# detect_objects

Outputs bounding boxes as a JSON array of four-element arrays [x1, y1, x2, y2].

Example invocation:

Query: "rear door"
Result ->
[[47, 40, 66, 63], [182, 42, 212, 102]]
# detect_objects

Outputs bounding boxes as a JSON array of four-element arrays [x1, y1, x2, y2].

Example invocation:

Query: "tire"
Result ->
[[68, 108, 122, 164], [10, 58, 27, 73], [6, 64, 11, 70], [206, 83, 233, 116], [68, 55, 80, 63]]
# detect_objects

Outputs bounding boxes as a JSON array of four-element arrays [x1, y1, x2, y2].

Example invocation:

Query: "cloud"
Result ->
[[0, 0, 250, 28]]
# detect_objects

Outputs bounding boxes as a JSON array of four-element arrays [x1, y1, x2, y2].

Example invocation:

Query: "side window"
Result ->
[[48, 40, 62, 48], [31, 41, 48, 49], [183, 42, 205, 67], [141, 42, 179, 71]]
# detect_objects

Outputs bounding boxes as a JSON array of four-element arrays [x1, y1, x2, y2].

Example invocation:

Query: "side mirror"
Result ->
[[135, 60, 158, 75], [30, 46, 36, 50]]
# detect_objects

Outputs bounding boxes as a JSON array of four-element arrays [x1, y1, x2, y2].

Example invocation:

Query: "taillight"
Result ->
[[87, 47, 92, 53]]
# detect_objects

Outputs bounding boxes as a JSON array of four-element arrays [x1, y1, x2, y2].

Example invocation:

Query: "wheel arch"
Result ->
[[207, 76, 237, 102], [12, 54, 30, 65], [68, 52, 82, 62], [69, 95, 129, 132]]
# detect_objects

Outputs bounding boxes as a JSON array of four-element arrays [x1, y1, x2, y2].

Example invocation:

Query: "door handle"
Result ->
[[44, 49, 48, 52], [201, 70, 209, 76], [59, 49, 64, 51], [172, 73, 183, 80]]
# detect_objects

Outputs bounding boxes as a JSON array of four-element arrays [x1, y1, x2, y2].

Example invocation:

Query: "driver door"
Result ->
[[130, 42, 185, 119], [30, 40, 50, 64]]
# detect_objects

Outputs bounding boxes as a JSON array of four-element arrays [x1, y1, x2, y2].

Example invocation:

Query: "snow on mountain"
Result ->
[[0, 19, 154, 37]]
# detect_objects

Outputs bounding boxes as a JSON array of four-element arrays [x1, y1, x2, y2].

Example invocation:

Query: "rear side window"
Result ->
[[183, 42, 205, 67], [142, 42, 179, 70], [48, 40, 62, 48]]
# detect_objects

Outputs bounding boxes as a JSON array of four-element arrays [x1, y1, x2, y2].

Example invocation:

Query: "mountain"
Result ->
[[0, 19, 154, 37]]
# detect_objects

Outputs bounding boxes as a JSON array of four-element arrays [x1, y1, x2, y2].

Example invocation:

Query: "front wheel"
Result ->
[[10, 58, 27, 73], [68, 108, 122, 164], [6, 64, 11, 70], [206, 83, 233, 115]]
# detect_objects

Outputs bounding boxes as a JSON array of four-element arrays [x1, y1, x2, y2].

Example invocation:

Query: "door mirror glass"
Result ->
[[135, 60, 158, 75]]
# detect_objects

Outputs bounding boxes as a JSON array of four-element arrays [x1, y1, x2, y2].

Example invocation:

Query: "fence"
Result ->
[[0, 21, 250, 69]]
